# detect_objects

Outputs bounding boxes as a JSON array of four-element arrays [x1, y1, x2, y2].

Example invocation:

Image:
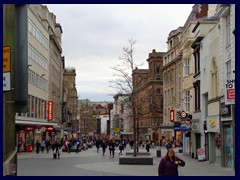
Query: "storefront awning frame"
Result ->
[[15, 120, 58, 127]]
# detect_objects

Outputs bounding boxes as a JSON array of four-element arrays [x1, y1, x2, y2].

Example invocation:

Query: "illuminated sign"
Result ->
[[3, 46, 11, 72], [170, 109, 174, 122], [48, 101, 53, 121]]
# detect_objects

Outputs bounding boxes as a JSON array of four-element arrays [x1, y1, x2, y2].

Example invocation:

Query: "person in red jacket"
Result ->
[[158, 148, 185, 176]]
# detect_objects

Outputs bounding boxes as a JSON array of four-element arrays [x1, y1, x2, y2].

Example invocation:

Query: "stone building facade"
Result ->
[[132, 49, 164, 143]]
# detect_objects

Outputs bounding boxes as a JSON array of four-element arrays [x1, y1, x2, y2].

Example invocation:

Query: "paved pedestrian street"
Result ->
[[17, 146, 235, 176]]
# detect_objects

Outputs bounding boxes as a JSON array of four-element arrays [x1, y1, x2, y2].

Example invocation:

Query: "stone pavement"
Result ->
[[17, 145, 235, 176]]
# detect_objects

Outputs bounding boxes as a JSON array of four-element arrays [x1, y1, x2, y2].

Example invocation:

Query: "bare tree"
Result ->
[[109, 39, 143, 157]]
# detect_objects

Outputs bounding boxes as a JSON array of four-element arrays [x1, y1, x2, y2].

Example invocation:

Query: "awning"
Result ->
[[120, 132, 133, 135], [15, 120, 58, 127]]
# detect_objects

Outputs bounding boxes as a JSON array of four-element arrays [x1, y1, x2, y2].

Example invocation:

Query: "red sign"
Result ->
[[48, 101, 53, 121], [41, 101, 45, 119], [25, 126, 34, 131], [45, 126, 54, 131], [227, 89, 235, 99], [170, 109, 174, 123]]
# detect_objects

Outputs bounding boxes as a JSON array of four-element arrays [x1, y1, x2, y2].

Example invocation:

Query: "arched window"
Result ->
[[211, 59, 218, 99]]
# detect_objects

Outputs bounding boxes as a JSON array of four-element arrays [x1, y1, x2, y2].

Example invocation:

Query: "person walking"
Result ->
[[95, 139, 101, 153], [101, 140, 107, 156], [146, 142, 151, 153], [158, 148, 185, 176], [35, 140, 40, 154], [45, 139, 50, 153], [76, 139, 80, 153], [40, 139, 46, 153], [108, 139, 116, 157], [118, 142, 124, 156], [67, 140, 72, 153], [165, 140, 172, 150], [52, 140, 60, 159]]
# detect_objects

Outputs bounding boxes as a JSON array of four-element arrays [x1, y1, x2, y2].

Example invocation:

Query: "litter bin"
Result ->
[[27, 145, 33, 152], [156, 150, 161, 157]]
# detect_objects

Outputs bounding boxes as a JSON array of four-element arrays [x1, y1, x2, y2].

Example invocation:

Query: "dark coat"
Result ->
[[158, 156, 185, 176], [166, 143, 172, 149], [95, 140, 101, 148], [108, 142, 115, 150], [101, 142, 107, 149]]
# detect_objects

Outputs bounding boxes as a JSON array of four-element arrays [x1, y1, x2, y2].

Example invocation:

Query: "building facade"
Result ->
[[133, 49, 164, 144], [15, 4, 63, 152], [63, 68, 78, 137]]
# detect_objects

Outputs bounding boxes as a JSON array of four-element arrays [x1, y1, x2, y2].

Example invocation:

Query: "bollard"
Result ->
[[156, 150, 161, 157]]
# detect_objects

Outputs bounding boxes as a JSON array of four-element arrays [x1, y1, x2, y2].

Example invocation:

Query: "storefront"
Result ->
[[15, 120, 58, 152], [207, 115, 221, 165]]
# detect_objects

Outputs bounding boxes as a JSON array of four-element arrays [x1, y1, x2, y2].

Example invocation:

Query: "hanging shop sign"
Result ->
[[225, 79, 235, 105], [207, 116, 220, 133], [170, 109, 174, 123], [48, 101, 53, 121], [3, 46, 11, 92]]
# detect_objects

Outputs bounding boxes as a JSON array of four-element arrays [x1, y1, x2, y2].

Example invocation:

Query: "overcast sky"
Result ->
[[45, 4, 194, 102]]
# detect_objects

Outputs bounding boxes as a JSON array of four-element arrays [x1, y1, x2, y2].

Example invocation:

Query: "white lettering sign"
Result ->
[[225, 79, 235, 105], [3, 72, 11, 91]]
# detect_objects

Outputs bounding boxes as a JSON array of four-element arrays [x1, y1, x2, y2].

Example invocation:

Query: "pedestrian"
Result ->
[[52, 140, 60, 159], [101, 140, 107, 156], [165, 140, 172, 150], [67, 140, 72, 153], [118, 142, 123, 155], [76, 139, 80, 153], [109, 139, 115, 157], [130, 140, 134, 149], [146, 142, 150, 153], [95, 139, 101, 153], [46, 139, 50, 153], [41, 139, 46, 153], [35, 140, 40, 154], [158, 148, 185, 176]]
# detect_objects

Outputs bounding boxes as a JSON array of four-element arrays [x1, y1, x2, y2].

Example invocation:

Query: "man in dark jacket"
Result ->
[[95, 139, 101, 153], [101, 140, 107, 156], [165, 140, 173, 149], [52, 141, 60, 159], [158, 148, 185, 176]]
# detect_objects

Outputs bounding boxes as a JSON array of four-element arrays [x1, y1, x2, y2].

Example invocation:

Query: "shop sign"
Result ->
[[197, 148, 206, 161], [207, 116, 220, 133], [170, 109, 174, 122], [35, 125, 41, 129], [51, 131, 55, 136], [48, 101, 53, 121], [225, 79, 235, 105], [25, 126, 34, 131], [221, 104, 231, 117], [45, 126, 54, 131], [180, 126, 189, 132], [41, 101, 45, 119], [3, 46, 11, 92], [18, 130, 26, 133], [174, 122, 181, 131], [180, 111, 187, 118]]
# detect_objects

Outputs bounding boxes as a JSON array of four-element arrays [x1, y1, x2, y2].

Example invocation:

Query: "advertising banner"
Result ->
[[225, 79, 235, 105]]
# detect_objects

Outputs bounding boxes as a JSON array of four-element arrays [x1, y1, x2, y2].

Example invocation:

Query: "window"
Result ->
[[226, 60, 231, 80], [194, 49, 200, 74], [211, 59, 218, 98], [183, 90, 190, 112], [183, 58, 190, 76], [193, 80, 201, 111], [226, 15, 230, 46]]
